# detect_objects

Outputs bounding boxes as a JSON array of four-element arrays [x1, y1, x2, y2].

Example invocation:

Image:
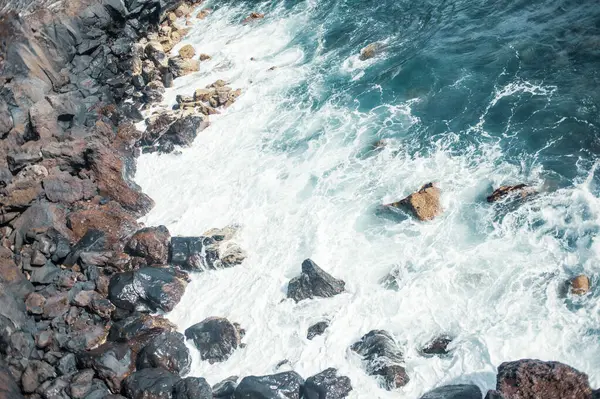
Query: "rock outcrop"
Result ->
[[287, 259, 345, 302], [384, 183, 442, 221], [184, 317, 243, 363]]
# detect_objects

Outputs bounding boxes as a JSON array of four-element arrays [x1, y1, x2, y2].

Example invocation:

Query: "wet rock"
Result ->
[[495, 359, 592, 399], [108, 313, 176, 342], [144, 111, 179, 145], [137, 331, 191, 375], [219, 243, 247, 268], [303, 368, 352, 399], [287, 259, 345, 302], [163, 72, 174, 88], [350, 330, 408, 390], [213, 376, 238, 398], [420, 335, 453, 356], [484, 391, 504, 399], [108, 267, 187, 313], [158, 115, 209, 152], [26, 292, 46, 315], [570, 275, 590, 295], [123, 368, 179, 399], [70, 369, 94, 398], [174, 3, 190, 17], [169, 57, 200, 78], [487, 184, 534, 203], [184, 317, 242, 363], [234, 371, 303, 399], [126, 226, 170, 265], [77, 342, 134, 393], [385, 183, 441, 221], [174, 377, 212, 399], [242, 12, 265, 24], [64, 229, 106, 266], [21, 361, 56, 393], [420, 385, 482, 399], [307, 321, 329, 340], [196, 10, 210, 19], [178, 45, 195, 59], [170, 236, 219, 270], [143, 81, 166, 104], [359, 42, 383, 60]]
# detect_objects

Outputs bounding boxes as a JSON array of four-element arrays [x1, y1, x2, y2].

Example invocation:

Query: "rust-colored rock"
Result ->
[[360, 42, 383, 60], [199, 53, 211, 61], [126, 226, 171, 265], [178, 44, 195, 59], [570, 275, 590, 295], [487, 184, 534, 203], [242, 12, 264, 24], [386, 183, 441, 221], [67, 201, 139, 246], [196, 10, 210, 19]]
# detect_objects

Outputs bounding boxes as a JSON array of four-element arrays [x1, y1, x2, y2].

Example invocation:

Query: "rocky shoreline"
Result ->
[[0, 0, 598, 398]]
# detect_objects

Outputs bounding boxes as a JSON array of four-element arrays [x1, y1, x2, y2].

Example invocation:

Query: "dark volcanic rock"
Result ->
[[70, 369, 95, 398], [487, 184, 533, 203], [136, 331, 191, 375], [287, 259, 345, 302], [108, 313, 176, 341], [307, 321, 329, 340], [67, 201, 139, 245], [184, 317, 242, 364], [108, 266, 187, 313], [43, 171, 90, 204], [126, 226, 170, 265], [123, 368, 179, 399], [234, 371, 304, 399], [76, 342, 134, 393], [420, 335, 453, 357], [213, 376, 238, 398], [157, 114, 209, 152], [170, 236, 219, 270], [0, 365, 24, 399], [420, 385, 482, 399], [174, 377, 212, 399], [495, 359, 592, 399], [21, 360, 56, 393], [350, 330, 409, 390], [303, 368, 352, 399]]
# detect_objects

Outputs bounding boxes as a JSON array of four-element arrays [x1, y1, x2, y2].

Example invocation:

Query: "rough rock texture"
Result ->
[[487, 184, 534, 203], [307, 321, 329, 340], [108, 313, 176, 342], [213, 376, 238, 398], [170, 236, 219, 270], [178, 44, 196, 59], [174, 377, 212, 399], [359, 42, 383, 60], [136, 331, 191, 375], [386, 183, 441, 221], [570, 275, 590, 295], [76, 342, 135, 393], [287, 259, 345, 302], [184, 317, 242, 363], [303, 368, 352, 399], [420, 335, 453, 356], [420, 385, 482, 399], [234, 371, 304, 399], [123, 368, 180, 399], [126, 226, 171, 265]]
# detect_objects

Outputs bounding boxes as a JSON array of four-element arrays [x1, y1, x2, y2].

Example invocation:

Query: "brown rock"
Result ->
[[77, 342, 135, 393], [169, 57, 200, 78], [386, 183, 441, 221], [570, 275, 590, 295], [126, 226, 171, 265], [0, 256, 34, 299], [72, 290, 99, 307], [194, 88, 215, 102], [199, 53, 211, 61], [21, 360, 56, 393], [11, 202, 73, 242], [174, 3, 190, 18], [43, 171, 89, 204], [196, 10, 209, 19], [67, 201, 139, 246], [43, 292, 69, 319], [487, 184, 534, 203], [359, 42, 383, 60], [178, 44, 195, 59], [420, 335, 453, 356], [242, 12, 264, 24], [25, 292, 46, 315]]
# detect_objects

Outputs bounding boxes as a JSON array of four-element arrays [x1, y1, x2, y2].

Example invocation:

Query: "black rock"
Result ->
[[287, 259, 345, 302], [213, 376, 238, 398], [0, 365, 24, 398], [350, 330, 408, 390], [158, 115, 209, 150], [163, 73, 174, 88], [174, 377, 212, 399], [56, 353, 77, 376], [76, 342, 134, 393], [30, 262, 61, 285], [64, 230, 106, 267], [307, 322, 329, 340], [420, 385, 482, 399], [303, 368, 352, 399], [21, 360, 56, 393], [184, 317, 241, 363], [119, 103, 144, 122], [70, 369, 95, 399], [136, 331, 191, 375], [38, 375, 71, 399], [169, 236, 219, 270], [123, 368, 180, 399], [234, 371, 304, 399], [108, 313, 175, 342], [420, 336, 453, 357], [484, 391, 504, 399]]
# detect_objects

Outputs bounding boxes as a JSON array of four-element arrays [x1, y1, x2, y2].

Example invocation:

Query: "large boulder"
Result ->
[[76, 342, 135, 393], [234, 371, 304, 399], [67, 201, 139, 245], [385, 183, 441, 221], [184, 317, 242, 363], [168, 57, 200, 78], [307, 321, 329, 340], [108, 267, 187, 313], [108, 313, 176, 342], [350, 330, 409, 390], [174, 377, 212, 399], [123, 368, 180, 399], [136, 331, 191, 375], [420, 335, 453, 357], [494, 359, 593, 399], [170, 236, 219, 270], [126, 226, 171, 265], [178, 44, 195, 59], [287, 259, 345, 302], [43, 171, 94, 204], [420, 385, 482, 399], [303, 368, 352, 399]]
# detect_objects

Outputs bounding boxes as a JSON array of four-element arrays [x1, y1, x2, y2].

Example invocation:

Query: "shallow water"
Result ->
[[136, 0, 600, 396]]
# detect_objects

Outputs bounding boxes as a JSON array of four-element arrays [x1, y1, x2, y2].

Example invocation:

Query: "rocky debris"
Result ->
[[77, 342, 135, 393], [350, 330, 409, 390], [384, 183, 441, 221], [174, 377, 212, 399], [212, 376, 238, 398], [570, 275, 590, 295], [67, 201, 140, 245], [142, 111, 210, 154], [307, 321, 329, 340], [137, 331, 191, 375], [126, 226, 171, 265], [123, 368, 180, 399], [242, 12, 265, 24], [0, 366, 24, 398], [179, 44, 196, 59], [287, 259, 345, 302], [494, 359, 593, 399], [184, 317, 244, 363], [303, 368, 352, 399], [21, 360, 56, 393], [25, 292, 46, 315], [235, 371, 304, 399], [197, 10, 210, 19], [420, 385, 482, 399], [487, 184, 534, 203], [420, 335, 453, 356], [70, 369, 95, 398], [359, 42, 383, 60]]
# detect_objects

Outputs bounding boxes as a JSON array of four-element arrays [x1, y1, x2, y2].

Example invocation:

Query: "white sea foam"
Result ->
[[136, 1, 600, 397]]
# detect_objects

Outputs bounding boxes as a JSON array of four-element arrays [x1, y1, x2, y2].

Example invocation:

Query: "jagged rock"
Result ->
[[495, 359, 593, 399], [137, 331, 191, 375], [234, 371, 303, 399], [213, 376, 238, 398], [126, 226, 170, 265], [12, 202, 72, 244], [350, 330, 408, 390], [219, 243, 247, 267], [359, 43, 383, 60], [143, 80, 166, 103], [199, 54, 211, 61], [37, 375, 70, 399], [63, 229, 106, 267], [570, 275, 590, 295], [25, 292, 46, 315], [170, 236, 219, 270], [43, 171, 90, 204], [77, 342, 135, 393], [7, 147, 43, 173], [144, 111, 179, 145], [30, 262, 61, 285], [57, 354, 77, 376], [287, 259, 345, 302], [184, 317, 242, 363], [242, 12, 265, 24], [21, 360, 56, 393], [420, 336, 453, 356], [0, 365, 24, 399], [303, 368, 352, 399], [108, 267, 187, 313], [158, 114, 209, 152], [108, 313, 176, 341], [384, 183, 441, 221], [0, 256, 34, 299], [123, 368, 179, 399], [487, 184, 534, 203], [174, 377, 212, 399], [70, 369, 95, 398], [178, 45, 195, 59], [169, 57, 200, 78], [307, 321, 329, 340], [67, 201, 139, 245], [420, 385, 482, 399]]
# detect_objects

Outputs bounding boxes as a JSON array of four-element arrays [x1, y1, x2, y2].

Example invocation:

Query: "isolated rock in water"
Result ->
[[170, 236, 219, 270], [287, 259, 345, 302], [213, 376, 238, 398], [307, 321, 329, 340], [76, 342, 135, 393], [420, 335, 453, 356], [242, 12, 265, 24], [199, 53, 211, 61], [487, 184, 534, 203], [126, 226, 171, 265], [351, 330, 409, 390], [359, 42, 383, 60], [123, 368, 179, 399], [136, 331, 191, 375], [108, 267, 187, 313], [304, 368, 352, 399], [235, 371, 304, 399], [108, 313, 176, 341], [570, 275, 590, 295], [496, 359, 593, 399], [185, 317, 242, 363], [385, 183, 441, 221], [178, 44, 196, 59], [174, 377, 212, 399], [420, 385, 482, 399]]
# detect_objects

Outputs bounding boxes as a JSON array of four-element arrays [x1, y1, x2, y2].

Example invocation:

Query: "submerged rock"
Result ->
[[234, 371, 303, 399], [304, 368, 352, 399], [570, 275, 590, 295], [174, 377, 212, 399], [350, 330, 409, 390], [136, 331, 191, 375], [487, 184, 534, 203], [384, 183, 441, 221], [307, 321, 329, 340], [123, 368, 179, 399], [287, 259, 345, 302], [242, 12, 265, 24], [359, 42, 383, 60], [420, 385, 482, 399], [184, 317, 242, 363], [420, 335, 453, 356]]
